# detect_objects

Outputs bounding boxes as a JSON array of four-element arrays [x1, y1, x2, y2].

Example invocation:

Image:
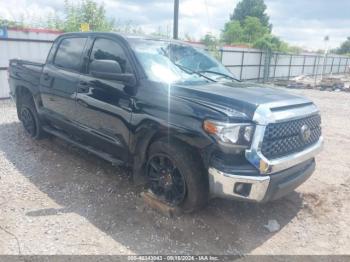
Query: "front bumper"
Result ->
[[208, 159, 315, 202]]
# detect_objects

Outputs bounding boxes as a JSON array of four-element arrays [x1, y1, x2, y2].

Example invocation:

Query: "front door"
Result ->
[[75, 37, 134, 162]]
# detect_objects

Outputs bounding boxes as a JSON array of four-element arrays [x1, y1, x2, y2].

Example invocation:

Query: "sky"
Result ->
[[0, 0, 349, 50]]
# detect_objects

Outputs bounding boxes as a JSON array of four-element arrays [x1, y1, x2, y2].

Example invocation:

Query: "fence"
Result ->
[[1, 30, 350, 98], [220, 47, 350, 82]]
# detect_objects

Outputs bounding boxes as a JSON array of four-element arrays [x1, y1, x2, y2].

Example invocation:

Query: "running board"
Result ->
[[42, 125, 124, 166]]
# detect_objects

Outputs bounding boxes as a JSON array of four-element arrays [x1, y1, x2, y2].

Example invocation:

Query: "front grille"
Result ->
[[261, 114, 321, 159]]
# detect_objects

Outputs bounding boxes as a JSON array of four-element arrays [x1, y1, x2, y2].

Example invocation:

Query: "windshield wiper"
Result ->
[[173, 63, 217, 83], [196, 70, 241, 82]]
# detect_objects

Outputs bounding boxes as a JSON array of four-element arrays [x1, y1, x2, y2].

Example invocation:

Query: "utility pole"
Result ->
[[173, 0, 179, 39]]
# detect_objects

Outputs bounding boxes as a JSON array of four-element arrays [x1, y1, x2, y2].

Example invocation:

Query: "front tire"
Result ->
[[146, 139, 209, 213]]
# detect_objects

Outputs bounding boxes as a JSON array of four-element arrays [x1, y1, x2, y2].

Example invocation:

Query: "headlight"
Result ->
[[203, 120, 254, 147]]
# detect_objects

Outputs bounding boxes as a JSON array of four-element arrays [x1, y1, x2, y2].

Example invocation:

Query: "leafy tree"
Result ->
[[62, 0, 114, 32], [0, 18, 25, 28], [221, 0, 271, 46], [230, 0, 271, 30], [200, 33, 221, 60], [46, 13, 64, 30], [221, 17, 268, 45], [242, 16, 268, 43], [336, 37, 350, 55], [253, 34, 282, 51], [221, 21, 243, 44], [220, 0, 303, 53], [201, 33, 218, 47]]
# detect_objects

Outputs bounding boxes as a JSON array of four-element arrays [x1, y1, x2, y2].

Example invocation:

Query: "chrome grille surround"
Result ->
[[245, 98, 323, 174]]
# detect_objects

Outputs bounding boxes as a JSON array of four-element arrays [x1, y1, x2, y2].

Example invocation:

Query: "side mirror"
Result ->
[[89, 60, 136, 86]]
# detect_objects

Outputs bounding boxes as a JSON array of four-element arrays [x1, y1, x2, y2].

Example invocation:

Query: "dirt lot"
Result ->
[[0, 89, 349, 255]]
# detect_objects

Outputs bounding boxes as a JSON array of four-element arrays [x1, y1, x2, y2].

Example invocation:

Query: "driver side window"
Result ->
[[89, 38, 131, 73]]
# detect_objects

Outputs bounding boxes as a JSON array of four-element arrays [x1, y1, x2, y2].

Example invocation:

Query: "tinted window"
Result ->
[[90, 38, 131, 73], [54, 37, 87, 71]]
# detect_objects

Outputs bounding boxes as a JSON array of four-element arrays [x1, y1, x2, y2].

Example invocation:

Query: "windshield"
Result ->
[[131, 40, 206, 84], [167, 43, 233, 78], [130, 39, 234, 84]]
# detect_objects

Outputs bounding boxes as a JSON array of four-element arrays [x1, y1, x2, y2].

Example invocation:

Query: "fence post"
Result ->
[[257, 51, 263, 82], [263, 49, 272, 82], [313, 56, 320, 87], [239, 51, 245, 80], [287, 54, 293, 80], [220, 48, 223, 63], [321, 53, 327, 79], [338, 58, 342, 73], [301, 55, 306, 75], [330, 57, 335, 74], [312, 56, 317, 76], [273, 53, 278, 80], [345, 58, 349, 73]]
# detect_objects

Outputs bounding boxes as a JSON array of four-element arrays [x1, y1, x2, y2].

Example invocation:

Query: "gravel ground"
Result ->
[[0, 89, 349, 255]]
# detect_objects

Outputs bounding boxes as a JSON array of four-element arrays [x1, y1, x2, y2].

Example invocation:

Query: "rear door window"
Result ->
[[54, 37, 87, 71]]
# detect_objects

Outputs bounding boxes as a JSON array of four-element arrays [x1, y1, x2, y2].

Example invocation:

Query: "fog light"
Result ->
[[234, 183, 252, 197]]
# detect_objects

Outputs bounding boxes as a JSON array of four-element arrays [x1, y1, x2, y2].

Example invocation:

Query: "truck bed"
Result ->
[[9, 59, 44, 98]]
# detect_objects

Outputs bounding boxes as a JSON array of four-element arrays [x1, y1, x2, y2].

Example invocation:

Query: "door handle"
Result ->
[[77, 86, 89, 93], [43, 73, 50, 81], [79, 81, 88, 86], [77, 81, 89, 93]]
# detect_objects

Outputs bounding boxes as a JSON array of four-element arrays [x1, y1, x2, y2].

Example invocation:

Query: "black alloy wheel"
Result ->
[[147, 154, 186, 205]]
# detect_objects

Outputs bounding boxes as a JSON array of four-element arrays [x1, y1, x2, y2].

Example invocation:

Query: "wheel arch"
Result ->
[[131, 123, 210, 185], [15, 86, 34, 119]]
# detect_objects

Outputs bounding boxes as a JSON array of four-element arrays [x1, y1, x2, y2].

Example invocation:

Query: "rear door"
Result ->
[[40, 36, 88, 124], [74, 37, 134, 162]]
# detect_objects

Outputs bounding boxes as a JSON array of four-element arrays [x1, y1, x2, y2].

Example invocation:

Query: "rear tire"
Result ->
[[19, 94, 46, 139], [146, 139, 209, 213]]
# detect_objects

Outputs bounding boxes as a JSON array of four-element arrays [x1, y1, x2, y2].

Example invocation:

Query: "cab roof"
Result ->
[[57, 31, 190, 46]]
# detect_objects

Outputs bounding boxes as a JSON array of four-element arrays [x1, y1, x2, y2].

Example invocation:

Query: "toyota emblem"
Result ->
[[300, 124, 311, 141]]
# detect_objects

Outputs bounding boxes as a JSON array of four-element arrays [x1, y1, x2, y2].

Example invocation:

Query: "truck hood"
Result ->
[[172, 81, 312, 121]]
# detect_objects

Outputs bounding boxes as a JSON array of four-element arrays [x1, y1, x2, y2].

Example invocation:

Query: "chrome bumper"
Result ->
[[208, 168, 270, 201], [208, 158, 316, 202], [208, 137, 322, 202]]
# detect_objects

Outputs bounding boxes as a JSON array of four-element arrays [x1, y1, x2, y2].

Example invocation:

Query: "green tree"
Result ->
[[242, 16, 268, 43], [201, 33, 218, 47], [221, 20, 243, 44], [221, 17, 268, 45], [221, 0, 271, 46], [220, 0, 303, 53], [62, 0, 114, 32], [336, 37, 350, 55], [0, 18, 25, 28], [253, 34, 282, 51], [200, 33, 221, 60], [230, 0, 271, 30], [46, 13, 64, 30]]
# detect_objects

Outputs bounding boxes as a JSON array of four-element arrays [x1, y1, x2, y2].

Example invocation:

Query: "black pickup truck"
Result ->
[[8, 32, 323, 212]]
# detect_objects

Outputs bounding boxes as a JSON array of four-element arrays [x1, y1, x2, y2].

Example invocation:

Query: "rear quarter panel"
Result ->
[[9, 59, 43, 100]]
